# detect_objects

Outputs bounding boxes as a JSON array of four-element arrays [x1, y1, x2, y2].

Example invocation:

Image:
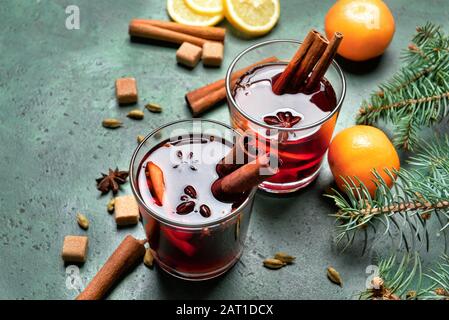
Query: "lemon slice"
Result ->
[[185, 0, 224, 15], [167, 0, 224, 26], [224, 0, 280, 36]]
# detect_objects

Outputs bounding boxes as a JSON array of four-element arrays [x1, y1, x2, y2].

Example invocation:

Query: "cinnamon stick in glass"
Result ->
[[212, 153, 278, 200], [305, 32, 343, 91], [290, 33, 328, 90], [271, 30, 318, 95]]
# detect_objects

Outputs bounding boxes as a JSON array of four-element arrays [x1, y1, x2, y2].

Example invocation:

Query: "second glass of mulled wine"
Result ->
[[226, 39, 346, 193]]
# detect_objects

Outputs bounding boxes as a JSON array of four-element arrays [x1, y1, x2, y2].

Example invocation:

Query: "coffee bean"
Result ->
[[176, 201, 195, 215], [184, 185, 197, 199], [199, 204, 211, 218]]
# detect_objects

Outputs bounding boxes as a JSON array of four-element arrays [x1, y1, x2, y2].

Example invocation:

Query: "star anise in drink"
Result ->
[[263, 111, 302, 142], [96, 168, 129, 194], [263, 111, 302, 128]]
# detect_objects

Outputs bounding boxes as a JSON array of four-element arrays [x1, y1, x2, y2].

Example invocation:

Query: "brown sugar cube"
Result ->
[[115, 77, 138, 104], [176, 42, 202, 68], [114, 195, 140, 226], [202, 41, 224, 67], [62, 235, 89, 263]]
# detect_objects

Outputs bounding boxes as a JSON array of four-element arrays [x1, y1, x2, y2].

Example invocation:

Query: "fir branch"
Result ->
[[421, 254, 449, 300], [361, 254, 449, 300], [357, 23, 449, 150], [326, 136, 449, 251], [360, 254, 422, 300]]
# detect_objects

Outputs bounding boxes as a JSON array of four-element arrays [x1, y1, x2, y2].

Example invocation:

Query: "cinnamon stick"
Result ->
[[186, 56, 279, 116], [290, 32, 328, 90], [272, 30, 318, 95], [216, 133, 254, 177], [305, 32, 343, 91], [129, 21, 207, 47], [131, 19, 226, 42], [212, 153, 278, 199], [76, 235, 146, 300]]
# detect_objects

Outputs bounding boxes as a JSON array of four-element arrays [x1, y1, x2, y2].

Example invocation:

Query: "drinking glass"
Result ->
[[130, 119, 256, 280], [226, 39, 346, 193]]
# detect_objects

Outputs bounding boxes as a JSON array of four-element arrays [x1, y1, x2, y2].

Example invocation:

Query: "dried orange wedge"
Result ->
[[145, 162, 165, 206]]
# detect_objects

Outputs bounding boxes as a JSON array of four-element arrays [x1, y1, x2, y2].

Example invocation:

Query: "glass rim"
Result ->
[[129, 118, 255, 230], [225, 39, 346, 131]]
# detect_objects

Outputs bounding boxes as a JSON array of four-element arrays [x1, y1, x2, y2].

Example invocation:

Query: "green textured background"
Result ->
[[0, 0, 448, 300]]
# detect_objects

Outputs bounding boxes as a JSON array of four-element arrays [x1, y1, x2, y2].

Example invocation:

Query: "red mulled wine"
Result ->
[[135, 134, 252, 279], [231, 62, 339, 190]]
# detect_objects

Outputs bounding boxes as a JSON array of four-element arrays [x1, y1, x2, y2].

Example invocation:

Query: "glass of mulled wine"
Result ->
[[226, 39, 346, 193], [130, 119, 256, 281]]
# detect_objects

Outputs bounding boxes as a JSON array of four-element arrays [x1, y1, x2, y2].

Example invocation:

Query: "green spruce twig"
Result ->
[[357, 23, 449, 151], [360, 253, 422, 300], [361, 254, 449, 300], [326, 135, 449, 252]]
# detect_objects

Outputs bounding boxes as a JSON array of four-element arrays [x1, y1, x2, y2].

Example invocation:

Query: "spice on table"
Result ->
[[274, 252, 296, 264], [202, 41, 224, 67], [96, 168, 129, 194], [130, 19, 226, 42], [114, 195, 140, 226], [107, 198, 116, 213], [62, 235, 89, 263], [145, 103, 163, 113], [76, 235, 146, 300], [176, 42, 202, 68], [129, 21, 207, 47], [127, 109, 145, 120], [102, 118, 122, 129], [327, 266, 343, 287], [116, 77, 138, 105], [143, 248, 154, 268], [76, 213, 89, 230], [263, 258, 286, 269], [137, 135, 145, 144]]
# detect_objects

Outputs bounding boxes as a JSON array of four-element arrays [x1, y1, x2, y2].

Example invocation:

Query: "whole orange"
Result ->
[[328, 125, 400, 196], [325, 0, 395, 61]]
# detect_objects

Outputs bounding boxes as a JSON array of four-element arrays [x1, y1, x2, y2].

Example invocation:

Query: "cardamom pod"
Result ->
[[145, 103, 162, 113], [143, 248, 154, 268], [102, 118, 122, 128], [127, 109, 144, 120], [137, 135, 145, 143], [263, 258, 286, 270], [107, 198, 115, 213], [76, 213, 89, 230], [274, 252, 296, 264], [327, 266, 343, 287]]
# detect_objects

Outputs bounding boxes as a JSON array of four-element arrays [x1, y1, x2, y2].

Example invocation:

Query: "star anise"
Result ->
[[263, 111, 302, 142], [96, 168, 129, 194], [263, 111, 302, 128]]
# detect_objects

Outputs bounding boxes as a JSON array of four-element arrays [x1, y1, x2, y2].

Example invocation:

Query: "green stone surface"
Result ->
[[0, 0, 447, 300]]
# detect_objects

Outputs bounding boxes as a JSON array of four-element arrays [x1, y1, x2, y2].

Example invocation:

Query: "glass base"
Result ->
[[258, 167, 321, 194], [155, 250, 243, 281]]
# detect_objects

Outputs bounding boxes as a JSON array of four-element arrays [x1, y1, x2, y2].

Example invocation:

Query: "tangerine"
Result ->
[[325, 0, 395, 61], [328, 125, 400, 196]]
